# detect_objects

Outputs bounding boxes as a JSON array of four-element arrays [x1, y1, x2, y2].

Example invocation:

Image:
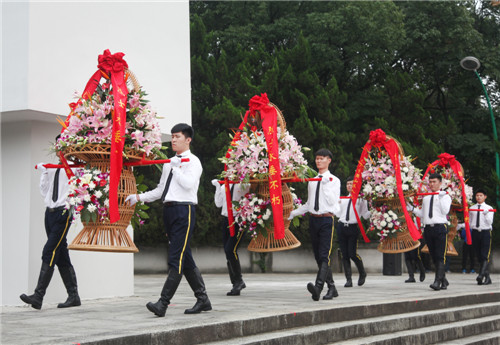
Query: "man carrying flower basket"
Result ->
[[212, 180, 250, 296], [335, 176, 371, 288], [408, 173, 451, 291], [20, 153, 81, 310], [126, 123, 212, 317], [289, 148, 341, 301]]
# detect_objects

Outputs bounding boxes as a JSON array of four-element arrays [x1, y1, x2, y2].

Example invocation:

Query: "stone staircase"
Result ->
[[195, 293, 500, 345]]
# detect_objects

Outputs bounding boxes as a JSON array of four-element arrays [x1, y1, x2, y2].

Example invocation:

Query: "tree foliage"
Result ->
[[135, 1, 500, 248]]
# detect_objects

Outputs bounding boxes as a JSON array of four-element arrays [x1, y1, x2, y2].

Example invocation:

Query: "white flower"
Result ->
[[69, 197, 76, 206], [387, 222, 394, 228], [88, 181, 96, 190], [94, 190, 103, 199], [380, 220, 387, 227], [87, 204, 97, 213], [104, 185, 109, 192], [104, 198, 109, 207], [83, 194, 91, 202]]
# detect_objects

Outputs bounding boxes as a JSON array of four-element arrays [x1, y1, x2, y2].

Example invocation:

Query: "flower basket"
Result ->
[[358, 131, 422, 253], [246, 182, 301, 252], [55, 51, 162, 253], [221, 95, 308, 252], [64, 144, 138, 253]]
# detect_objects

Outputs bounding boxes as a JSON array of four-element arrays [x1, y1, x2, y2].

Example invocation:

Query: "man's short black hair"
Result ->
[[475, 188, 487, 196], [429, 173, 442, 182], [315, 148, 333, 160], [346, 175, 354, 183], [171, 123, 194, 139]]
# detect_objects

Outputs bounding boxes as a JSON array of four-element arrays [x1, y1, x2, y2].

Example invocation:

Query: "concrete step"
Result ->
[[78, 292, 500, 345], [438, 331, 500, 345], [332, 315, 500, 345], [207, 302, 500, 345]]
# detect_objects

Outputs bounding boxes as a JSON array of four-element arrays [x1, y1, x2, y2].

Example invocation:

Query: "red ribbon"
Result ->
[[60, 49, 129, 223], [351, 129, 421, 242], [418, 153, 471, 245]]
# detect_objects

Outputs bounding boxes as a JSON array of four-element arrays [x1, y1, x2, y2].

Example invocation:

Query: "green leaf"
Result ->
[[138, 210, 150, 219]]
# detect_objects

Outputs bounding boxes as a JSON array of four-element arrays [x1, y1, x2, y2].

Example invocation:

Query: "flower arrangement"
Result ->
[[54, 87, 162, 156], [65, 167, 110, 223], [368, 205, 402, 242], [220, 126, 309, 182], [421, 166, 473, 206], [361, 151, 422, 200], [233, 192, 272, 238]]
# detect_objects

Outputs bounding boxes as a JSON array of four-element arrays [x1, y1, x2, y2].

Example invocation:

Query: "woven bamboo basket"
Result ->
[[247, 182, 301, 252], [421, 207, 459, 256], [64, 145, 139, 253], [372, 194, 420, 253]]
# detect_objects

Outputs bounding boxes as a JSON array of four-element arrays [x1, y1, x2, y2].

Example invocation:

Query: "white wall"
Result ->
[[1, 0, 190, 306]]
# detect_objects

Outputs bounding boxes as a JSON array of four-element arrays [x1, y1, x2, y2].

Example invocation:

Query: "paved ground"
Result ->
[[1, 272, 498, 345]]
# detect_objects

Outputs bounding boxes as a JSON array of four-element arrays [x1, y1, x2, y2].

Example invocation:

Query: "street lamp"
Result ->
[[460, 56, 500, 208]]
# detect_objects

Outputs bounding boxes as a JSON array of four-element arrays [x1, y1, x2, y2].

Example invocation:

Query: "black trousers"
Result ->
[[163, 204, 197, 274], [222, 218, 244, 262], [309, 216, 334, 266], [423, 224, 448, 266], [336, 222, 362, 264], [472, 230, 492, 263], [461, 242, 475, 270], [404, 247, 422, 262], [42, 208, 73, 268]]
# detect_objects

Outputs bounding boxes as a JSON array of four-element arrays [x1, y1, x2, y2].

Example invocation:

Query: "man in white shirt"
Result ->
[[212, 181, 250, 296], [334, 176, 370, 288], [468, 189, 494, 285], [289, 148, 341, 301], [126, 123, 211, 317], [20, 155, 81, 310], [408, 173, 451, 290]]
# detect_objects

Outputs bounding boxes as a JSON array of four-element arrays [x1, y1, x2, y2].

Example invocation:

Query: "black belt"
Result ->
[[339, 221, 357, 227], [311, 212, 334, 218], [472, 229, 491, 232], [425, 223, 445, 228], [163, 201, 195, 207], [47, 206, 65, 213]]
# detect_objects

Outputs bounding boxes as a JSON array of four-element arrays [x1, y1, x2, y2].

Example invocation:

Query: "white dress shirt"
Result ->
[[469, 202, 494, 230], [140, 150, 202, 204], [214, 183, 250, 217], [40, 167, 76, 208], [294, 171, 341, 216], [412, 193, 451, 225], [335, 194, 370, 224]]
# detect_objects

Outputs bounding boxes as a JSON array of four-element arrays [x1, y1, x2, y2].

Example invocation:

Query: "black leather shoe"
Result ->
[[323, 284, 339, 300], [344, 279, 353, 288], [20, 294, 43, 310], [227, 280, 246, 296], [405, 276, 416, 283], [307, 283, 321, 301], [184, 296, 212, 314], [146, 300, 168, 317]]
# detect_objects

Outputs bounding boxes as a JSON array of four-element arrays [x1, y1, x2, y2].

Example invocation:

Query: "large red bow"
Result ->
[[369, 129, 387, 147], [98, 50, 128, 73]]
